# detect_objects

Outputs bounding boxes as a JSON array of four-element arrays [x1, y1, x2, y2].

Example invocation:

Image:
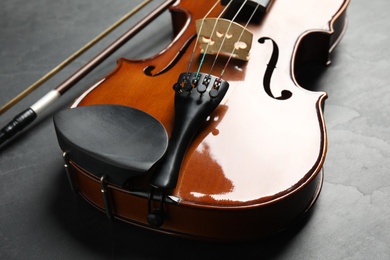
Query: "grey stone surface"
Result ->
[[1, 0, 389, 259]]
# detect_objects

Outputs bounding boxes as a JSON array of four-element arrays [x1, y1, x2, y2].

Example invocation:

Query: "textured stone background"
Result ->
[[1, 0, 389, 259]]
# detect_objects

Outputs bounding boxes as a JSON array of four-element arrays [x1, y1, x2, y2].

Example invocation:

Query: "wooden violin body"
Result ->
[[55, 0, 350, 240]]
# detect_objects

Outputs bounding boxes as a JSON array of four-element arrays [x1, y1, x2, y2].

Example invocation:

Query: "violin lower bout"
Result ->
[[68, 160, 323, 241]]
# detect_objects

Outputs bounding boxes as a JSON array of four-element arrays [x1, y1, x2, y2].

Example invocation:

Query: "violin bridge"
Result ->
[[195, 18, 253, 61]]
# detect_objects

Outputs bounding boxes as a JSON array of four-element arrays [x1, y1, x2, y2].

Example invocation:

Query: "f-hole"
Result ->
[[258, 37, 292, 100], [143, 35, 196, 77]]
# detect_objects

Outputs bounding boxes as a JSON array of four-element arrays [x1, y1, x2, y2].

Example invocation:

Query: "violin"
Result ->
[[52, 0, 350, 241]]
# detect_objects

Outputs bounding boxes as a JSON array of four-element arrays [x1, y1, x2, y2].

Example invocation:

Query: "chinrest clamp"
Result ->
[[147, 188, 165, 228], [62, 152, 77, 193], [100, 175, 114, 220]]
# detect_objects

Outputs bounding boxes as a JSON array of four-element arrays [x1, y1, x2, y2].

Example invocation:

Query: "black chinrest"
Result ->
[[53, 104, 168, 186]]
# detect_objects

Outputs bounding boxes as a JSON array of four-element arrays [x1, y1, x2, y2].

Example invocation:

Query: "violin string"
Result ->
[[186, 0, 220, 75], [195, 0, 233, 79], [207, 0, 248, 79], [217, 3, 259, 84]]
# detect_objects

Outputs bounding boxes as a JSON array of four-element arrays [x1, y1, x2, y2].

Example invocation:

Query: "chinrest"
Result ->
[[53, 104, 168, 186]]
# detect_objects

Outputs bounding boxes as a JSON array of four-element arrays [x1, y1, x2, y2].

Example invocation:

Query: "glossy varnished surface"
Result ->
[[73, 0, 347, 207], [69, 160, 324, 240]]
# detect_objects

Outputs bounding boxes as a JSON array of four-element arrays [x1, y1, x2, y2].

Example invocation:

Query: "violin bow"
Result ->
[[0, 0, 151, 116], [0, 0, 176, 145]]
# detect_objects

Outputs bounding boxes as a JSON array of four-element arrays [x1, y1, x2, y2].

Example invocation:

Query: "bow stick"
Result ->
[[0, 0, 176, 145], [0, 0, 151, 116]]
